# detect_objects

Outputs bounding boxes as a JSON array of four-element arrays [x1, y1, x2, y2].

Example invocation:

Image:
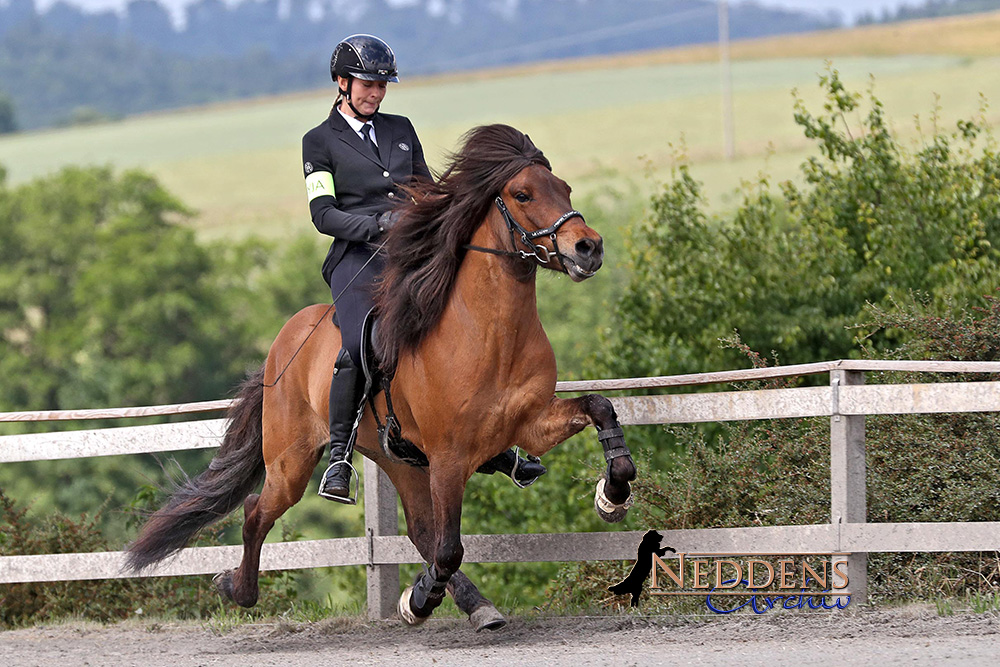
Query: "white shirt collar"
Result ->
[[337, 107, 376, 143]]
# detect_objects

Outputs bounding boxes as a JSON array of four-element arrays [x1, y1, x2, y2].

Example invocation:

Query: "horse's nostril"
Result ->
[[576, 238, 596, 257]]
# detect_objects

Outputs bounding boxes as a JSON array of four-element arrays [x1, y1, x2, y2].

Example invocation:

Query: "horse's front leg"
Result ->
[[373, 449, 504, 630], [399, 459, 468, 624], [520, 394, 637, 523]]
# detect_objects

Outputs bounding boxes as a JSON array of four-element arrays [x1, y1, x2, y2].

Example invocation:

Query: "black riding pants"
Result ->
[[328, 243, 384, 364]]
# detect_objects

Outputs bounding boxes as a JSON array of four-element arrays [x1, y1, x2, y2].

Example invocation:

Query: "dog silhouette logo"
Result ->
[[608, 530, 675, 608]]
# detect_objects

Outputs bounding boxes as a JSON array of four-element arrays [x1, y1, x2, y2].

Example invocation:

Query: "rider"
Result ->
[[303, 34, 546, 503]]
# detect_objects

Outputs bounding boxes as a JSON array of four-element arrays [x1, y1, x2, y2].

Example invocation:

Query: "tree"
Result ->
[[0, 164, 330, 534], [0, 92, 16, 134], [1, 166, 238, 411]]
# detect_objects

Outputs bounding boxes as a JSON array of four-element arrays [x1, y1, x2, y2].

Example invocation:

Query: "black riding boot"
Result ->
[[319, 349, 363, 504], [477, 448, 547, 488]]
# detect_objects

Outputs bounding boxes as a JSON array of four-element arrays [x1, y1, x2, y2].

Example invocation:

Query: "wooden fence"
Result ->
[[3, 359, 1000, 618]]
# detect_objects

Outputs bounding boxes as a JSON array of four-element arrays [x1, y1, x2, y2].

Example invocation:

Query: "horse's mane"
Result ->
[[375, 123, 550, 370]]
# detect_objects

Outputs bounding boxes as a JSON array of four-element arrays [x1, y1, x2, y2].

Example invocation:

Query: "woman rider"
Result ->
[[304, 34, 545, 503]]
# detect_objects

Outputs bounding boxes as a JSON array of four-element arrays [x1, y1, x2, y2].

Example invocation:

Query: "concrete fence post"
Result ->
[[363, 457, 399, 620], [830, 369, 868, 605]]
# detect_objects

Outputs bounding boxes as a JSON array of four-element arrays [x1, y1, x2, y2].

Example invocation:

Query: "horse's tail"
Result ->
[[124, 365, 267, 573]]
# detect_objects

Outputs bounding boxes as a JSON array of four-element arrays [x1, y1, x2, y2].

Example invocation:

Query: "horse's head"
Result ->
[[377, 124, 608, 369], [497, 164, 604, 282]]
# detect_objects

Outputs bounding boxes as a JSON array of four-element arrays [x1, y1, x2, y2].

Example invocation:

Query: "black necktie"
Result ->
[[360, 123, 379, 159]]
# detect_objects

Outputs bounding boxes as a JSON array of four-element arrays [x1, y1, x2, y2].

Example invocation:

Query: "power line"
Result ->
[[423, 5, 718, 72]]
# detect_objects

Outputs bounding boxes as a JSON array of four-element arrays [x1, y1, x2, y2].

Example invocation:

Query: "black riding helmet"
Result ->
[[331, 34, 398, 120]]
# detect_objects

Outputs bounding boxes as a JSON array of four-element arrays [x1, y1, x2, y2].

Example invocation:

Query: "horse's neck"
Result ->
[[394, 220, 557, 427], [428, 222, 556, 388], [458, 223, 542, 334]]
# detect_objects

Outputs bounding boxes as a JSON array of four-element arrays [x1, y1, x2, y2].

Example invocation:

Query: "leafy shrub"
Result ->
[[595, 68, 1000, 382], [553, 71, 1000, 611], [0, 487, 301, 629], [550, 298, 1000, 610]]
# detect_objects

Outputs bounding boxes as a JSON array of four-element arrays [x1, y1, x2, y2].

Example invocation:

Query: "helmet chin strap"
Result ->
[[341, 78, 378, 121]]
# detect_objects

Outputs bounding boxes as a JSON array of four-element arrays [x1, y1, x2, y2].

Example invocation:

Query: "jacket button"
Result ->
[[387, 192, 395, 198], [383, 170, 390, 177]]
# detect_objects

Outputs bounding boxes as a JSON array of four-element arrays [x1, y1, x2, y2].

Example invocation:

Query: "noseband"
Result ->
[[463, 196, 586, 268]]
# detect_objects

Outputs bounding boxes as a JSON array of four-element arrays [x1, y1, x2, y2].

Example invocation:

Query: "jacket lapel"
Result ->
[[373, 115, 393, 167], [329, 111, 384, 167]]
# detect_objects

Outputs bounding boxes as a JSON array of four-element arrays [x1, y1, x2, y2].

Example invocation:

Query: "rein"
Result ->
[[463, 196, 585, 268], [261, 239, 387, 388]]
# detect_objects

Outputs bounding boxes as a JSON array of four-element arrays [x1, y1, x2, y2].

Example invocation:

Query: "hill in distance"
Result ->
[[0, 0, 840, 130]]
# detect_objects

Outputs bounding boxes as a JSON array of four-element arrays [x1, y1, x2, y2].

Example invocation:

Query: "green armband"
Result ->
[[306, 171, 335, 201]]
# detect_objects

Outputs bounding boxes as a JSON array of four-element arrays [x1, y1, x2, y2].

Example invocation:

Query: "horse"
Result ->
[[124, 124, 637, 630]]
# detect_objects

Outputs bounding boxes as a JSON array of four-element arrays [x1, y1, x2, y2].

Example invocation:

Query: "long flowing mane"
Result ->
[[375, 124, 550, 370]]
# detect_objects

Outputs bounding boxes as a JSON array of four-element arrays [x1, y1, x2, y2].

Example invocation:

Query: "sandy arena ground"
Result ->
[[3, 607, 1000, 666]]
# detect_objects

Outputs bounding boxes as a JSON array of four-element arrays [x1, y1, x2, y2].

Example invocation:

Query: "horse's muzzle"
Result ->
[[565, 236, 604, 281]]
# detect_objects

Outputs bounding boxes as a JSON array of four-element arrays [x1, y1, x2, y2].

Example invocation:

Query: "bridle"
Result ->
[[463, 195, 588, 270]]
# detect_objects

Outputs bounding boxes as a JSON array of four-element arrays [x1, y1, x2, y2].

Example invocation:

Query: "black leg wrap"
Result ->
[[599, 426, 630, 462], [593, 408, 636, 505], [599, 426, 632, 477], [411, 566, 449, 616]]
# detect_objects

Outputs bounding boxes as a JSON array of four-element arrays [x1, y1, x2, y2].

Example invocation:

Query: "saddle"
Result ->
[[333, 308, 428, 467]]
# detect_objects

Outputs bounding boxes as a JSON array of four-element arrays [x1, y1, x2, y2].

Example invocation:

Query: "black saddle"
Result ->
[[333, 307, 428, 467]]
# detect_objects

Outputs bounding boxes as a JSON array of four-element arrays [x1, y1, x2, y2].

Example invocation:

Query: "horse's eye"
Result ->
[[514, 192, 530, 203]]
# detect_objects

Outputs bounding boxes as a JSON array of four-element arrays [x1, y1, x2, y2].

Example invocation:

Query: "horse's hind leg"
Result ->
[[448, 570, 506, 631], [215, 434, 322, 608], [377, 454, 504, 630]]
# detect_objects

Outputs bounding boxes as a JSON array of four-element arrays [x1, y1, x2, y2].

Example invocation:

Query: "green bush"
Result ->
[[595, 68, 1000, 382], [551, 289, 1000, 611], [551, 71, 1000, 611], [0, 488, 301, 628]]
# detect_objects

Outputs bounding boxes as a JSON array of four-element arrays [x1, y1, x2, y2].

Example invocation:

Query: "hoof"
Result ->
[[213, 569, 257, 608], [213, 570, 235, 602], [469, 603, 506, 632], [398, 585, 427, 626], [594, 477, 633, 524]]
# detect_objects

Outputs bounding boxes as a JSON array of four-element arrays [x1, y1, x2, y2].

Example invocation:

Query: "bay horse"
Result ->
[[124, 124, 637, 630]]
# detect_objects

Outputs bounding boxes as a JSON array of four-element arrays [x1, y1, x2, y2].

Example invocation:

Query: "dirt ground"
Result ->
[[2, 607, 999, 666]]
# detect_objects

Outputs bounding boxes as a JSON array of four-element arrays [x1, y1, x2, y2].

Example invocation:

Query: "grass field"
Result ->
[[3, 14, 1000, 241]]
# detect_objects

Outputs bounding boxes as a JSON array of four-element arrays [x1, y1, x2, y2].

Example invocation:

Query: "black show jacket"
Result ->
[[302, 109, 431, 283]]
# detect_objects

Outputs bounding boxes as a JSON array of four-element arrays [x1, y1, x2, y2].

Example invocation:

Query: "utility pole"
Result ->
[[718, 0, 735, 160]]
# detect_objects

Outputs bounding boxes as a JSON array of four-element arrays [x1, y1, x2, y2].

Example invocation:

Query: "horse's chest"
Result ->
[[464, 379, 550, 434]]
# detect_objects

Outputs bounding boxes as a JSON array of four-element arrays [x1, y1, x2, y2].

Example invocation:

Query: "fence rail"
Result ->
[[3, 360, 1000, 616]]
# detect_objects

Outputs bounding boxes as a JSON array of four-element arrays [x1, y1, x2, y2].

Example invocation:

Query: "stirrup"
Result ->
[[318, 460, 359, 505], [510, 447, 544, 489]]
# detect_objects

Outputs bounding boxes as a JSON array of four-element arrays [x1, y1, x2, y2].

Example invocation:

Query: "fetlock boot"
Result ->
[[477, 448, 546, 488], [319, 349, 363, 504]]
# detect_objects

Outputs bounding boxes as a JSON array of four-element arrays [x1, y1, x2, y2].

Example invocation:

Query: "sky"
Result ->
[[30, 0, 921, 26]]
